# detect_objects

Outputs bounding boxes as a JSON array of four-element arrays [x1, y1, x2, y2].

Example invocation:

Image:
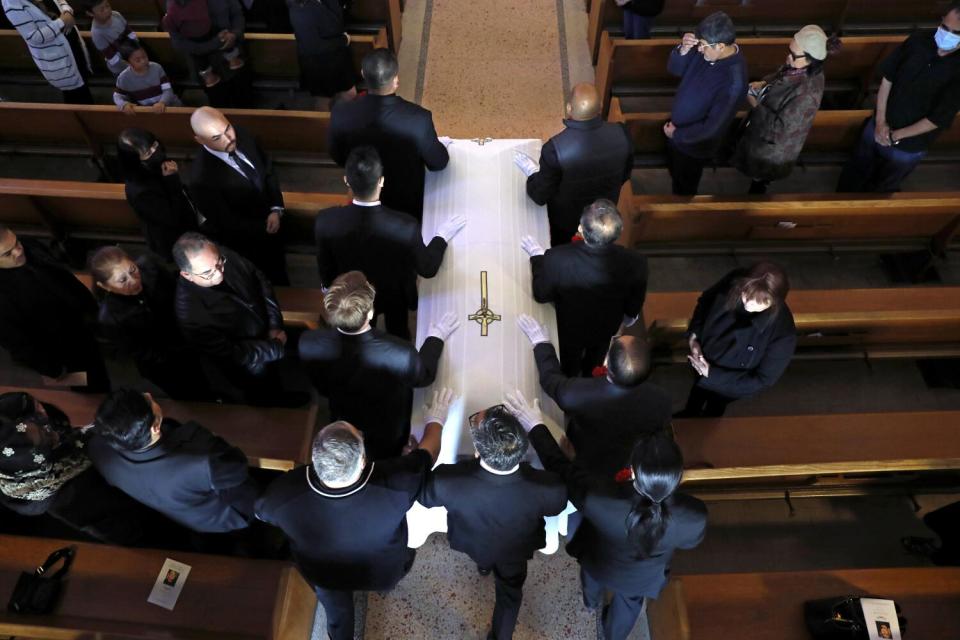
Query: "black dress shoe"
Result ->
[[477, 565, 491, 576]]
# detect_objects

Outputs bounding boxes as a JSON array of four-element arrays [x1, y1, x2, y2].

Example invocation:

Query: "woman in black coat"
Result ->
[[286, 0, 357, 108], [505, 390, 707, 640], [89, 246, 212, 401], [680, 261, 797, 417], [117, 128, 199, 262]]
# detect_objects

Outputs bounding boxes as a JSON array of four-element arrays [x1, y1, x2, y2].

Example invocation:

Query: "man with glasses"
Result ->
[[173, 232, 304, 406], [838, 1, 960, 192], [664, 11, 747, 195]]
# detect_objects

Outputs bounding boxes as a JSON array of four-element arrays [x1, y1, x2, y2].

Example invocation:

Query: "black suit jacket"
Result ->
[[298, 328, 444, 459], [256, 449, 431, 591], [534, 343, 672, 478], [420, 459, 567, 567], [529, 424, 707, 598], [531, 241, 647, 349], [314, 202, 447, 313], [87, 418, 258, 533], [329, 94, 449, 219]]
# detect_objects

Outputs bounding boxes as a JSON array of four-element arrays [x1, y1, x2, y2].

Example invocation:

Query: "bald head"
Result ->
[[566, 83, 601, 121], [191, 106, 236, 153]]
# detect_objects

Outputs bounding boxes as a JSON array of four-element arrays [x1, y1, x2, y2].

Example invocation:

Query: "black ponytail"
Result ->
[[624, 432, 684, 558]]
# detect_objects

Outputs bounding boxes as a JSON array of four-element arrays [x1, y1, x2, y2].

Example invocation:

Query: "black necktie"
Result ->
[[229, 151, 261, 190]]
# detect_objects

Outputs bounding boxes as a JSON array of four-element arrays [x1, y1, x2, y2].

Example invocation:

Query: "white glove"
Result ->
[[503, 389, 543, 433], [424, 387, 456, 425], [622, 314, 639, 328], [428, 311, 460, 341], [438, 136, 453, 148], [436, 213, 467, 243], [520, 235, 545, 257], [513, 151, 539, 177], [517, 314, 550, 345]]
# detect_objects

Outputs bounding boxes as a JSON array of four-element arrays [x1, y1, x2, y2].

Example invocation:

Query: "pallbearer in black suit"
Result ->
[[256, 389, 455, 640], [521, 200, 648, 377], [188, 106, 289, 285], [329, 49, 451, 221], [504, 391, 707, 640], [421, 405, 567, 640], [518, 315, 672, 481], [515, 83, 633, 247], [299, 271, 459, 459], [315, 146, 466, 339]]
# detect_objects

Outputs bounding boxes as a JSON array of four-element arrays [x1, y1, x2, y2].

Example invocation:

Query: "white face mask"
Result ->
[[935, 26, 960, 51]]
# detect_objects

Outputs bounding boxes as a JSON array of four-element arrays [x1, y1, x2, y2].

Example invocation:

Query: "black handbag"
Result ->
[[7, 546, 76, 615], [804, 596, 907, 639]]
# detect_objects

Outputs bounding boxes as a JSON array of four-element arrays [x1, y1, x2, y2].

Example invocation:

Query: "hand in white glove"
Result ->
[[503, 389, 543, 433], [520, 235, 545, 257], [513, 151, 539, 177], [436, 213, 467, 243], [424, 387, 457, 425], [517, 314, 550, 345], [428, 311, 460, 341], [438, 136, 453, 148]]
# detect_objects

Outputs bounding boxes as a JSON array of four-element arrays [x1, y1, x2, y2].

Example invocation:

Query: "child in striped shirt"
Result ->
[[113, 43, 182, 113], [87, 0, 137, 76]]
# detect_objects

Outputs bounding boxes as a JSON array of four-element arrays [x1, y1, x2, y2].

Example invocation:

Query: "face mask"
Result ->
[[141, 143, 167, 172], [935, 27, 960, 51]]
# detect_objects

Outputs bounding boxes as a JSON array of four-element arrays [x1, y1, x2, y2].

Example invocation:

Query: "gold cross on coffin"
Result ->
[[471, 137, 493, 146], [468, 271, 501, 337]]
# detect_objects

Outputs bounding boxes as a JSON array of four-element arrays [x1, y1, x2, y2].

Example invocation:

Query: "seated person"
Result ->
[[518, 314, 671, 480], [421, 405, 567, 640], [163, 0, 245, 88], [0, 225, 109, 392], [0, 390, 145, 544], [173, 232, 301, 406], [86, 0, 138, 76], [90, 246, 212, 401], [113, 43, 182, 113], [520, 199, 647, 377], [256, 389, 453, 640], [299, 271, 458, 459], [87, 388, 259, 533], [315, 146, 465, 339]]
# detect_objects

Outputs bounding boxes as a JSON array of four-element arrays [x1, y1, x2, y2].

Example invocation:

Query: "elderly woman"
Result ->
[[679, 261, 797, 417], [732, 25, 838, 194]]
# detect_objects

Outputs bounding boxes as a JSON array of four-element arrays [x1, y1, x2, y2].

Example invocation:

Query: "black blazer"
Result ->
[[314, 202, 447, 313], [256, 449, 432, 591], [529, 424, 707, 598], [329, 93, 449, 220], [687, 269, 797, 399], [175, 247, 285, 375], [124, 170, 198, 261], [87, 418, 258, 533], [298, 328, 443, 459], [534, 343, 672, 479], [531, 241, 647, 348], [420, 460, 567, 567]]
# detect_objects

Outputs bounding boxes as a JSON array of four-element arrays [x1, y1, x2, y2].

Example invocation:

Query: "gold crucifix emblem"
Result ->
[[468, 271, 501, 337], [471, 137, 493, 146]]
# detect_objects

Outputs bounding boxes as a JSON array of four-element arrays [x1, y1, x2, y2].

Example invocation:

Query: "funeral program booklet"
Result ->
[[147, 558, 192, 610], [860, 597, 902, 640]]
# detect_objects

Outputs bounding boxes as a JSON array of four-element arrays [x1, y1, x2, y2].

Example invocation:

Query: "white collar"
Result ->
[[480, 459, 519, 475], [306, 463, 375, 498], [204, 145, 248, 164], [352, 199, 381, 207], [337, 325, 372, 335]]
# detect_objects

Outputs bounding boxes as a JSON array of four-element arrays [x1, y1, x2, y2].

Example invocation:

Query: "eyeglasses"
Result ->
[[468, 404, 505, 428], [787, 50, 811, 61], [193, 254, 226, 280], [696, 39, 720, 49], [941, 23, 960, 35]]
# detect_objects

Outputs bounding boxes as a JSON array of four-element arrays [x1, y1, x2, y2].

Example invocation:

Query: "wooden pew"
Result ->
[[0, 534, 315, 639], [595, 33, 903, 116], [0, 385, 317, 471], [647, 569, 960, 640], [643, 286, 960, 359]]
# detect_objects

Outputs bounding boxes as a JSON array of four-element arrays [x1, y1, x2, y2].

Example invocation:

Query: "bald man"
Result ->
[[188, 106, 289, 284], [515, 83, 633, 247]]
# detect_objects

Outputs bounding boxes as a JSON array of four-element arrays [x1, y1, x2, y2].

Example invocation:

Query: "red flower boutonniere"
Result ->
[[591, 366, 608, 378], [571, 233, 584, 243], [614, 467, 634, 483]]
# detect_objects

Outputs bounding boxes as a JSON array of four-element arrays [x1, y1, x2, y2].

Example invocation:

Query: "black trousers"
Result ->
[[580, 566, 645, 640], [315, 587, 355, 640], [666, 142, 708, 196], [479, 560, 528, 640], [61, 84, 93, 105], [680, 382, 735, 418], [374, 298, 412, 341], [558, 334, 609, 378], [924, 501, 960, 566], [59, 333, 111, 394]]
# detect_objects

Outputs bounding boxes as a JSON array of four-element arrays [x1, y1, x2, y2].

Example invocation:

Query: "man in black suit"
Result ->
[[0, 226, 109, 392], [521, 199, 647, 377], [518, 315, 672, 480], [329, 48, 451, 220], [299, 271, 458, 459], [316, 146, 465, 339], [514, 83, 633, 247], [173, 232, 302, 407], [189, 106, 289, 285], [87, 388, 258, 533], [421, 405, 567, 640], [256, 389, 455, 640]]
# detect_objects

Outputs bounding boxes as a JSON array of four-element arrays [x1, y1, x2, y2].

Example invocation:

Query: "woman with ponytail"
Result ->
[[505, 390, 707, 640]]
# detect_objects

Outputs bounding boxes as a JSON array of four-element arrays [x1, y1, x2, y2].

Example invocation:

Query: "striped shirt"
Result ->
[[113, 61, 182, 109], [90, 11, 137, 76], [2, 0, 84, 90]]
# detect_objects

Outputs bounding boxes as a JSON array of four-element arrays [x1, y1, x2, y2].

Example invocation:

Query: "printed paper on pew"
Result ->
[[147, 558, 192, 611], [860, 598, 902, 640]]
